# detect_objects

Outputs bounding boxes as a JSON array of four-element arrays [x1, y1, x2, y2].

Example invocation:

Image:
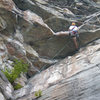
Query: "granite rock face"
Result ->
[[0, 70, 14, 100], [0, 92, 6, 100], [13, 39, 100, 100], [0, 0, 100, 59], [0, 0, 100, 99]]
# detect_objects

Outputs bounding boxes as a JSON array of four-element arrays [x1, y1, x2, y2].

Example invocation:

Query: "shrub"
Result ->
[[13, 83, 23, 90], [2, 59, 28, 83], [35, 89, 42, 98]]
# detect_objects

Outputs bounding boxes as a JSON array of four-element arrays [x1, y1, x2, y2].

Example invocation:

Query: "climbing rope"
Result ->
[[39, 35, 82, 72], [39, 39, 72, 72]]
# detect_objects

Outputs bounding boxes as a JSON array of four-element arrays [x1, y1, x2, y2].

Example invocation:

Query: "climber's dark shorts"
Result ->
[[69, 31, 79, 38], [71, 34, 79, 38]]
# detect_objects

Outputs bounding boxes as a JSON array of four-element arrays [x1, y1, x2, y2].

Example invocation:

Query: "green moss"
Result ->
[[35, 89, 42, 98], [14, 83, 23, 90], [2, 59, 28, 83]]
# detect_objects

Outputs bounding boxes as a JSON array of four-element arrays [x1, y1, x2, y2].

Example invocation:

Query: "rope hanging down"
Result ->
[[39, 40, 71, 72]]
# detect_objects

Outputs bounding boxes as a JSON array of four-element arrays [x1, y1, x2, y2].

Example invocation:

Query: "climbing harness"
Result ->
[[69, 26, 78, 37]]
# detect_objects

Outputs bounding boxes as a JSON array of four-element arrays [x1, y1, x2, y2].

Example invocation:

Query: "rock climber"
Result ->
[[68, 22, 79, 50], [54, 22, 79, 50]]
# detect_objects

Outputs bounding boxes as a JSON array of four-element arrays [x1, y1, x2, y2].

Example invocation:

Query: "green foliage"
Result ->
[[13, 83, 23, 90], [35, 91, 39, 97], [35, 89, 42, 98], [2, 59, 28, 83]]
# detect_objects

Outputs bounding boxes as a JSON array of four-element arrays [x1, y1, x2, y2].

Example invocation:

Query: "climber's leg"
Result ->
[[72, 37, 79, 50]]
